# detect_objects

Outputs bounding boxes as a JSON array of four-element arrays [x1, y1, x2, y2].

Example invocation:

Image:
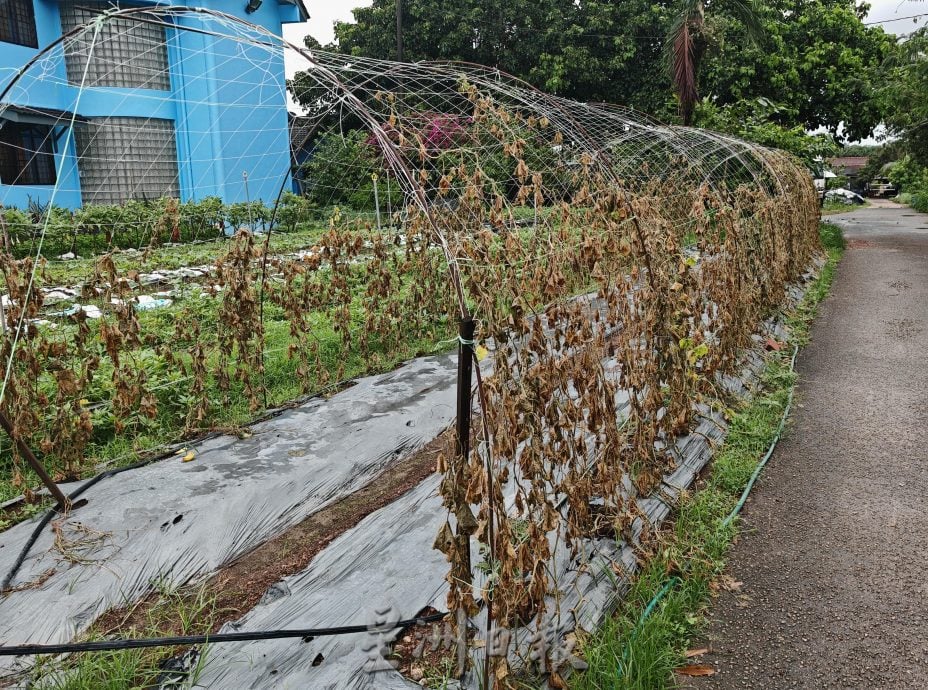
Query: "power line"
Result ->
[[864, 12, 928, 26]]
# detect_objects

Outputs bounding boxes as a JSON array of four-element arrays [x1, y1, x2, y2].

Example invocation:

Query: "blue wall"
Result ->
[[0, 0, 305, 209]]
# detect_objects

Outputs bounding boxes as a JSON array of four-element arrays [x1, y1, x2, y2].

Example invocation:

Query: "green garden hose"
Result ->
[[621, 343, 799, 677]]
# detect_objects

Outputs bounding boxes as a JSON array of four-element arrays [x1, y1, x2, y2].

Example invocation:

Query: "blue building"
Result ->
[[0, 0, 308, 209]]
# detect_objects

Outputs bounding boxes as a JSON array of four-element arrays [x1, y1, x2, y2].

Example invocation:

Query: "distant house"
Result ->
[[0, 0, 308, 209], [828, 156, 869, 193]]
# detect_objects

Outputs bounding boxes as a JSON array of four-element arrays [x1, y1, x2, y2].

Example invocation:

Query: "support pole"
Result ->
[[454, 317, 476, 580], [372, 173, 382, 232], [0, 410, 69, 509]]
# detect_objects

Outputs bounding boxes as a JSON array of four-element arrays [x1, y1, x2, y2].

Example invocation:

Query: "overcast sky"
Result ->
[[283, 0, 928, 49]]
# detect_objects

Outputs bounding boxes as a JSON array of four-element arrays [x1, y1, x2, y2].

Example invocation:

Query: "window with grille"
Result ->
[[75, 117, 179, 204], [0, 0, 38, 48], [0, 123, 57, 185], [60, 2, 171, 90]]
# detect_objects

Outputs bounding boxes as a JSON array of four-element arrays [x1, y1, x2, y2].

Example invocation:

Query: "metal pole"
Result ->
[[386, 171, 393, 227], [372, 173, 382, 232], [0, 410, 69, 509], [396, 0, 404, 62], [454, 317, 476, 578], [242, 171, 253, 231]]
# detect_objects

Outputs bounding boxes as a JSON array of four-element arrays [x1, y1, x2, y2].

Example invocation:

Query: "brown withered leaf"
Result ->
[[685, 647, 709, 658], [717, 574, 743, 592], [676, 664, 716, 677]]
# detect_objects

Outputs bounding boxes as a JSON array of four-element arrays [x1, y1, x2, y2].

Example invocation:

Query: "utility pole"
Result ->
[[396, 0, 404, 62]]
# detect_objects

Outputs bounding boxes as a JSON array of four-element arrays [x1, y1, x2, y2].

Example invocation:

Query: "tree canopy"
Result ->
[[328, 0, 892, 139], [881, 27, 928, 166]]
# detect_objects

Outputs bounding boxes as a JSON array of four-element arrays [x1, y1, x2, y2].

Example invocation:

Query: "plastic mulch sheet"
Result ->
[[0, 353, 458, 678]]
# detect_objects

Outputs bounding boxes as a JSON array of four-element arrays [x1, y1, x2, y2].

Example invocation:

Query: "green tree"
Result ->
[[702, 0, 892, 140], [881, 28, 928, 166], [667, 0, 762, 125], [331, 0, 674, 114], [327, 0, 891, 137], [694, 97, 838, 171]]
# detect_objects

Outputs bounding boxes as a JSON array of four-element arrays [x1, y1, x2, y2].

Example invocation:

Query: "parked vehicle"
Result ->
[[825, 188, 866, 205], [866, 177, 898, 197]]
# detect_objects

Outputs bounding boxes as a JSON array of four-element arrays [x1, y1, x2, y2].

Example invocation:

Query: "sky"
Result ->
[[284, 0, 928, 49]]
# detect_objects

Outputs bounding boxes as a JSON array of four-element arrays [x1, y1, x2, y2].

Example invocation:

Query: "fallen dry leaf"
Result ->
[[764, 337, 783, 351], [182, 451, 196, 463], [685, 647, 709, 658], [712, 574, 743, 592], [677, 663, 716, 677]]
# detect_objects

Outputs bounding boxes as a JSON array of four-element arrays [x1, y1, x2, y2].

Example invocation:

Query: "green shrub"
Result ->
[[910, 190, 928, 213], [180, 196, 225, 242], [275, 191, 318, 231], [887, 155, 928, 192], [0, 192, 320, 258], [301, 129, 401, 212]]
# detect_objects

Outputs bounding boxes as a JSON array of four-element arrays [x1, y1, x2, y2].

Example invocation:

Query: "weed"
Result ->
[[28, 581, 218, 689]]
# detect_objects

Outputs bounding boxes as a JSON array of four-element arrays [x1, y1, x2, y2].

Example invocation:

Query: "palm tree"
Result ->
[[667, 0, 764, 126]]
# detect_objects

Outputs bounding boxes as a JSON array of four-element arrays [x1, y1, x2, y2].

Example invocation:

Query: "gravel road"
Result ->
[[686, 200, 928, 689]]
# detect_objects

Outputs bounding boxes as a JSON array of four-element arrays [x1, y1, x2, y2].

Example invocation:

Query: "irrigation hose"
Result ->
[[1, 459, 151, 593], [0, 347, 799, 659], [0, 369, 363, 594], [0, 612, 446, 657], [722, 343, 800, 528], [620, 343, 799, 675]]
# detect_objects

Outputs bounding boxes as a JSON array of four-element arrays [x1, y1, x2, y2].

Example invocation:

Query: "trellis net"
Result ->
[[0, 6, 820, 684]]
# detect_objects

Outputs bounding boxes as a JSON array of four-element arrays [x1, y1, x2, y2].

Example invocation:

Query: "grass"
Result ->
[[0, 289, 454, 511], [39, 222, 329, 286], [820, 199, 869, 216], [570, 222, 844, 690], [27, 581, 218, 689]]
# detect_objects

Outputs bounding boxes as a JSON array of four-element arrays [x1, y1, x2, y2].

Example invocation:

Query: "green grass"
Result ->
[[28, 581, 217, 689], [40, 223, 329, 285], [571, 222, 844, 690], [820, 200, 868, 216], [0, 299, 453, 512]]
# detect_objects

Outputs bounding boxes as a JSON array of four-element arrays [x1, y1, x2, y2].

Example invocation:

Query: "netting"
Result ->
[[0, 6, 820, 683]]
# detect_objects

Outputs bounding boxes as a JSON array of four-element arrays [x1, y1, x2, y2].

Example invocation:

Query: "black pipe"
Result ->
[[0, 612, 446, 657]]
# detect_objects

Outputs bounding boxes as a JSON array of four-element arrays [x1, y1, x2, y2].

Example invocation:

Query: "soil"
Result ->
[[94, 426, 453, 636], [683, 204, 928, 688], [392, 607, 471, 687]]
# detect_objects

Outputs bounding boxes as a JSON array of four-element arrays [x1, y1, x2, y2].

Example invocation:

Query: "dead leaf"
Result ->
[[677, 663, 716, 677], [685, 647, 709, 658], [764, 338, 783, 351], [182, 451, 196, 463], [718, 574, 743, 592]]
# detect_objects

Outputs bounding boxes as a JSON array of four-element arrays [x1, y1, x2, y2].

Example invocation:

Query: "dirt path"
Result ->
[[689, 203, 928, 688]]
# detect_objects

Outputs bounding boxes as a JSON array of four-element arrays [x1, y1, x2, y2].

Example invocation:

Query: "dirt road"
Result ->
[[689, 201, 928, 688]]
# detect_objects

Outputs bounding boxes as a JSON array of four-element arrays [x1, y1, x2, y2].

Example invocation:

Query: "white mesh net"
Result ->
[[0, 7, 821, 682]]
